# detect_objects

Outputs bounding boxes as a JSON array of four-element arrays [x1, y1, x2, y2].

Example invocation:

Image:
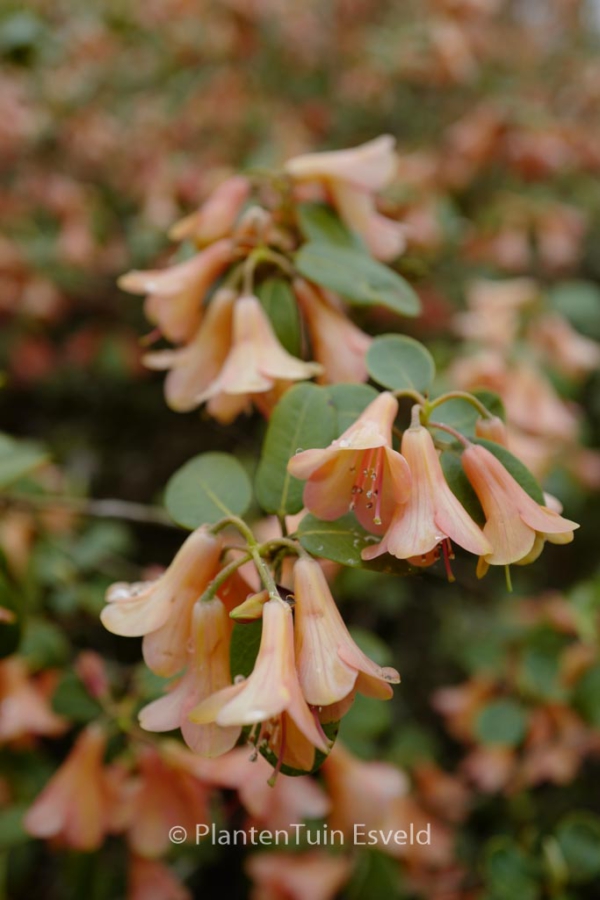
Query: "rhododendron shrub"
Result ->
[[2, 3, 600, 899]]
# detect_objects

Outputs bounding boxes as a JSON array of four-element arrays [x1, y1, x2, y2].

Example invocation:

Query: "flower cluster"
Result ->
[[100, 526, 399, 774], [118, 137, 401, 421], [289, 391, 578, 577]]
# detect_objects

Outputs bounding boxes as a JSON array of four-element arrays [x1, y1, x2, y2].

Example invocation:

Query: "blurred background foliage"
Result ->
[[1, 1, 600, 898]]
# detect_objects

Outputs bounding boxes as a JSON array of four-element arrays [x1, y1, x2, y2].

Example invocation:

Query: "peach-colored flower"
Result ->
[[454, 277, 537, 348], [195, 295, 323, 424], [529, 312, 600, 380], [362, 423, 491, 566], [24, 724, 108, 851], [0, 657, 67, 743], [293, 279, 372, 383], [139, 598, 240, 756], [293, 557, 399, 706], [128, 855, 191, 900], [461, 443, 578, 566], [101, 527, 222, 677], [120, 745, 211, 858], [183, 745, 329, 833], [323, 743, 453, 867], [285, 136, 405, 260], [143, 288, 235, 412], [189, 599, 330, 773], [169, 175, 250, 245], [118, 239, 233, 343], [474, 415, 508, 446], [287, 391, 411, 531], [246, 851, 352, 900]]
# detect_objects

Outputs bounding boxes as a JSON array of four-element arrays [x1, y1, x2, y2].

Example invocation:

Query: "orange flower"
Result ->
[[128, 855, 191, 900], [139, 598, 241, 757], [287, 391, 410, 531], [293, 557, 399, 706], [195, 295, 323, 424], [0, 657, 66, 743], [285, 136, 405, 261], [24, 724, 108, 851], [169, 175, 250, 245], [293, 279, 372, 384], [143, 288, 235, 412], [461, 443, 578, 566], [121, 745, 211, 858], [118, 239, 233, 343], [362, 423, 491, 567], [101, 527, 222, 677], [189, 599, 330, 773], [246, 852, 352, 900]]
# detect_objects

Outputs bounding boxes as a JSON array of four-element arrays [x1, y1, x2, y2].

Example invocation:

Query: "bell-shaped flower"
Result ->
[[118, 238, 233, 343], [143, 288, 235, 412], [287, 391, 411, 532], [246, 852, 352, 900], [461, 443, 578, 566], [0, 657, 67, 742], [121, 745, 211, 858], [195, 295, 323, 424], [139, 598, 240, 757], [284, 136, 405, 260], [23, 724, 109, 851], [189, 599, 330, 772], [293, 557, 399, 706], [362, 423, 492, 566], [169, 175, 250, 245], [293, 279, 372, 383], [128, 855, 192, 900], [101, 527, 222, 677]]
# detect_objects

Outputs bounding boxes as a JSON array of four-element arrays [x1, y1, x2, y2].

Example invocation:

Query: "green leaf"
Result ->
[[20, 618, 70, 671], [0, 804, 30, 852], [52, 672, 103, 722], [0, 433, 48, 488], [325, 383, 379, 436], [255, 384, 336, 517], [473, 439, 545, 505], [165, 452, 253, 528], [294, 243, 420, 316], [295, 513, 410, 575], [366, 334, 435, 393], [256, 277, 302, 356], [345, 849, 404, 900], [431, 390, 505, 436], [229, 619, 263, 680], [297, 202, 362, 249], [0, 565, 22, 660], [484, 838, 541, 900], [259, 719, 340, 777], [440, 451, 485, 525], [555, 812, 600, 883], [573, 664, 600, 728], [549, 281, 600, 340], [475, 699, 528, 747]]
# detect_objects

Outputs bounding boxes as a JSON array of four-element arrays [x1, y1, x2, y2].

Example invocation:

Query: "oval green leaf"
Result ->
[[555, 812, 600, 882], [475, 698, 528, 746], [297, 202, 362, 249], [255, 383, 336, 517], [366, 334, 435, 393], [325, 383, 379, 437], [0, 433, 49, 488], [296, 513, 409, 575], [473, 438, 545, 505], [256, 277, 302, 356], [294, 243, 420, 317], [165, 452, 252, 528]]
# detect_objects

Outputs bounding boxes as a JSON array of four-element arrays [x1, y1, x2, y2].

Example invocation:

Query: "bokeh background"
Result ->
[[2, 1, 600, 898]]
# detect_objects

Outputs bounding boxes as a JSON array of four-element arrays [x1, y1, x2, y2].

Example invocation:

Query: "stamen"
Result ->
[[268, 715, 286, 787], [441, 539, 456, 582]]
